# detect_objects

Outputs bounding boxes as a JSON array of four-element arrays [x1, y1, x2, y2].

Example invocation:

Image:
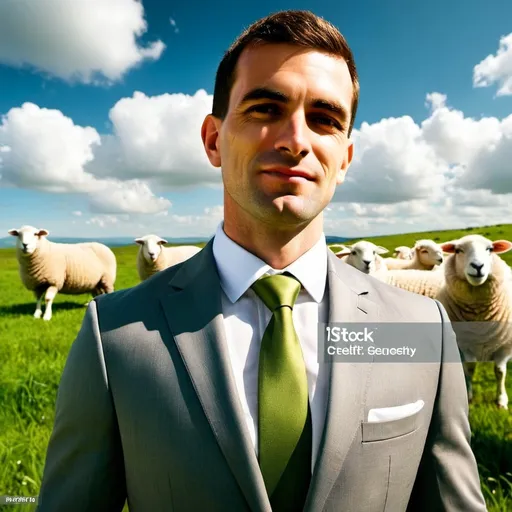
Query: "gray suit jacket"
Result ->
[[36, 240, 487, 511]]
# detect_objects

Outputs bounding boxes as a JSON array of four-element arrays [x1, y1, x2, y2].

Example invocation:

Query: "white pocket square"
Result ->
[[367, 399, 424, 423]]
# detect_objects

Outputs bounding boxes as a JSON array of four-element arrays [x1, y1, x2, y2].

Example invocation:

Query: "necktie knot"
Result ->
[[251, 273, 301, 312]]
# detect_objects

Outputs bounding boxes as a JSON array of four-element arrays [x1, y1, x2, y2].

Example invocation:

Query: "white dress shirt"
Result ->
[[212, 222, 330, 473]]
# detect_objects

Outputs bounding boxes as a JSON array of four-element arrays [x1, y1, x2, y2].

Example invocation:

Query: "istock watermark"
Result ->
[[317, 322, 465, 363]]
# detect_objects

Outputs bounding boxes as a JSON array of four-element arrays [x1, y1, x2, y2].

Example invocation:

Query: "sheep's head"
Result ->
[[135, 234, 168, 263], [393, 246, 413, 259], [8, 225, 49, 255], [413, 239, 444, 266], [335, 241, 388, 274], [440, 235, 512, 286]]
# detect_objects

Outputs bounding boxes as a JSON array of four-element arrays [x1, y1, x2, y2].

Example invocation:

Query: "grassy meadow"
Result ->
[[0, 225, 511, 511]]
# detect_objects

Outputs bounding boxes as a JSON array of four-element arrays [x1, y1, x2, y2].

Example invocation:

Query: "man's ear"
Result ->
[[336, 139, 353, 185], [201, 114, 222, 168]]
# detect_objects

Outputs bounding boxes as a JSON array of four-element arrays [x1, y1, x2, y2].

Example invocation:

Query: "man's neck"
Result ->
[[222, 214, 323, 270]]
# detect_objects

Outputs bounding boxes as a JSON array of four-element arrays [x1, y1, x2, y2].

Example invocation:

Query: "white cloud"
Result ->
[[88, 179, 171, 214], [0, 102, 101, 192], [90, 90, 219, 188], [0, 0, 165, 84], [78, 205, 224, 238], [334, 115, 447, 203], [169, 17, 179, 34], [421, 93, 502, 165], [0, 102, 171, 215], [473, 33, 512, 96], [455, 114, 512, 193]]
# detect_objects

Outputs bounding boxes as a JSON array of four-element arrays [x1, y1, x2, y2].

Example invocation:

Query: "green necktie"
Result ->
[[251, 272, 312, 511]]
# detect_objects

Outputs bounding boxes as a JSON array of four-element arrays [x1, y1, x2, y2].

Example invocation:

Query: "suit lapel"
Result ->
[[159, 241, 271, 512], [305, 252, 378, 511]]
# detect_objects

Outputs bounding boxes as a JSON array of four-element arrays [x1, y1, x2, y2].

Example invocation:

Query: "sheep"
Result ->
[[383, 239, 444, 270], [435, 234, 512, 409], [375, 268, 446, 299], [8, 225, 116, 321], [334, 241, 389, 275], [393, 246, 413, 260], [135, 234, 201, 281]]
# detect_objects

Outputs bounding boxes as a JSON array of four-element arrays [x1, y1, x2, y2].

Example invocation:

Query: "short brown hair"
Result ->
[[212, 10, 359, 137]]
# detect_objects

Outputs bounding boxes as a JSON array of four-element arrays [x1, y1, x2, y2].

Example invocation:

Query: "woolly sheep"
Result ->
[[393, 246, 413, 260], [376, 268, 446, 299], [8, 225, 116, 321], [435, 234, 512, 409], [135, 234, 201, 281], [334, 241, 389, 275], [384, 239, 444, 270]]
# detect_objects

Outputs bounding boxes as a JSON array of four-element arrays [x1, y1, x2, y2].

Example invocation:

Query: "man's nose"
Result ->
[[273, 113, 311, 157]]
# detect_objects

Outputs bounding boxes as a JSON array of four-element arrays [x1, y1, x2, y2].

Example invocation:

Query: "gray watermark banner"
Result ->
[[317, 321, 508, 363]]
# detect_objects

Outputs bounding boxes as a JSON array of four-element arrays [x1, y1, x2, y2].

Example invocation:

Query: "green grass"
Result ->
[[0, 228, 511, 510]]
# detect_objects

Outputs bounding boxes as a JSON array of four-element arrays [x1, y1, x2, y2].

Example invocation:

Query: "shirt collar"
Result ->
[[212, 221, 327, 304]]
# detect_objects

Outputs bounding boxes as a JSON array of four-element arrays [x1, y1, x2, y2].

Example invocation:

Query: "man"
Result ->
[[36, 10, 487, 512]]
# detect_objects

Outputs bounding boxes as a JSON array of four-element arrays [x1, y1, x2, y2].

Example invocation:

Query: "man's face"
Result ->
[[202, 43, 354, 228]]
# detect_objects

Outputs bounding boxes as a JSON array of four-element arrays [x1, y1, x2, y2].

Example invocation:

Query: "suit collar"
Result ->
[[160, 241, 378, 512], [304, 251, 377, 511], [160, 239, 271, 511]]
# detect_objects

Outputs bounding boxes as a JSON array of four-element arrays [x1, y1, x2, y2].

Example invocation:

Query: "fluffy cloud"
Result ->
[[92, 90, 219, 187], [334, 114, 447, 204], [333, 89, 512, 212], [0, 102, 171, 214], [456, 114, 512, 193], [473, 33, 512, 96], [0, 0, 164, 84]]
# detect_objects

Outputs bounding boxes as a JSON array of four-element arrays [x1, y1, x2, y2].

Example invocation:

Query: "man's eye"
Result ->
[[247, 104, 280, 115], [312, 116, 342, 130]]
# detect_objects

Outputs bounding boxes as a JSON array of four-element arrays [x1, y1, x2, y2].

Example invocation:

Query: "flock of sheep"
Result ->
[[331, 236, 512, 410], [6, 225, 512, 410], [6, 226, 200, 320]]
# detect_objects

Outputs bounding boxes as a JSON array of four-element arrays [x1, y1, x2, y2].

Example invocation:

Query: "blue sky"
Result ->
[[1, 0, 512, 239]]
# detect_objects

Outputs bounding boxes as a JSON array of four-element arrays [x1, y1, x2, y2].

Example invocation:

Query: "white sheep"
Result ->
[[334, 241, 389, 275], [393, 246, 413, 260], [376, 268, 446, 299], [384, 239, 444, 270], [435, 234, 512, 409], [135, 234, 201, 281], [8, 225, 117, 321]]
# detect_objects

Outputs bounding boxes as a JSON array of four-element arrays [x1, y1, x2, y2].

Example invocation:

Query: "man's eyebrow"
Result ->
[[238, 86, 349, 122], [239, 87, 288, 105], [312, 98, 349, 123]]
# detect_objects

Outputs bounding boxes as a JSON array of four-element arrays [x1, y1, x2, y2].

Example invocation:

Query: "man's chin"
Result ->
[[258, 195, 319, 223]]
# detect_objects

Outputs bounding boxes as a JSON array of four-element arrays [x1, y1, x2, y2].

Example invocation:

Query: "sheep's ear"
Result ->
[[134, 238, 144, 245], [335, 248, 352, 257], [37, 229, 49, 237], [492, 240, 512, 254], [440, 241, 457, 253], [375, 246, 388, 254], [8, 229, 19, 237], [158, 239, 168, 245]]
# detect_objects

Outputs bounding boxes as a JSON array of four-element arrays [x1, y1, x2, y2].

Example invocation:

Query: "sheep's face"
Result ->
[[415, 241, 444, 266], [338, 242, 388, 274], [135, 235, 168, 263], [8, 226, 49, 255], [441, 235, 512, 286]]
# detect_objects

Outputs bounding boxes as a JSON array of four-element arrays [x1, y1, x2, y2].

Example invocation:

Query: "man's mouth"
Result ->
[[261, 167, 315, 181]]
